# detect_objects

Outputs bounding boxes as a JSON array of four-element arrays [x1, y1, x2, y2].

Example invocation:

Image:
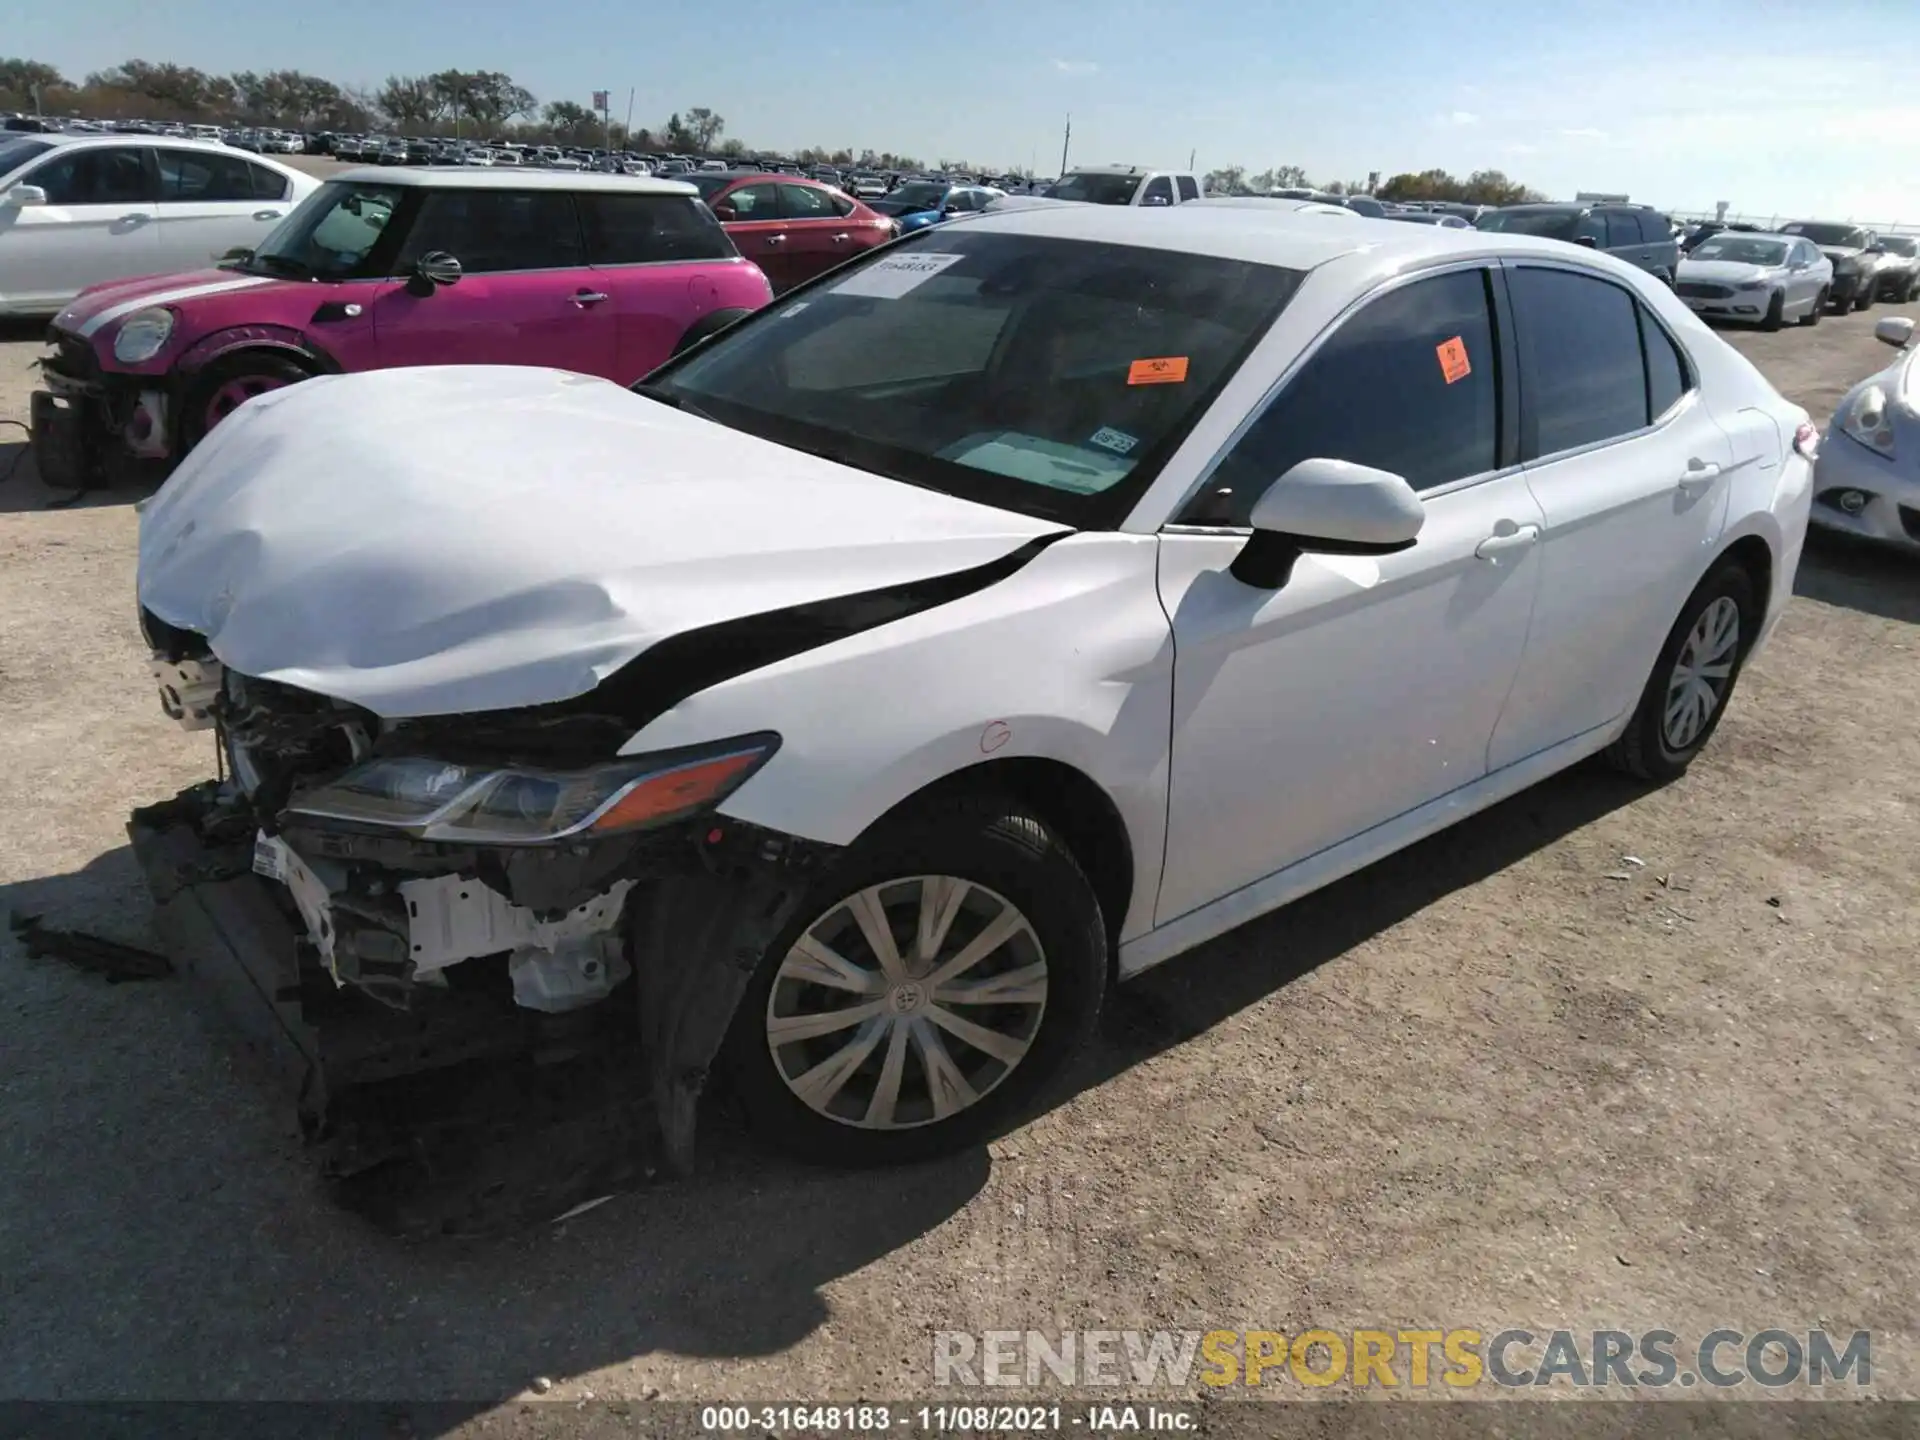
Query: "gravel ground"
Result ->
[[0, 287, 1915, 1419]]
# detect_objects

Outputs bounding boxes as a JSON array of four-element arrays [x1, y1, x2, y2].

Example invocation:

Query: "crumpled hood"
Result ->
[[54, 269, 283, 339], [1677, 258, 1778, 285], [137, 366, 1065, 719]]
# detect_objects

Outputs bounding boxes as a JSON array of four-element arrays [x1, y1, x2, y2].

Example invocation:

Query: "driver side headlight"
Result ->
[[285, 734, 779, 844], [112, 307, 176, 364], [1841, 384, 1896, 459]]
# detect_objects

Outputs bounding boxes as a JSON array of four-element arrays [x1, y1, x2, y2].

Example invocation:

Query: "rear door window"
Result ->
[[579, 193, 734, 264], [777, 183, 837, 219], [1638, 212, 1671, 243], [1603, 212, 1641, 249], [1175, 175, 1199, 202], [156, 147, 267, 203], [398, 189, 586, 272], [1180, 267, 1501, 524], [1508, 266, 1650, 457]]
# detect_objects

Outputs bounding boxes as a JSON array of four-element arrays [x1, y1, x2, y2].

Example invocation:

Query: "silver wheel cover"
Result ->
[[766, 875, 1048, 1130], [1663, 595, 1740, 752]]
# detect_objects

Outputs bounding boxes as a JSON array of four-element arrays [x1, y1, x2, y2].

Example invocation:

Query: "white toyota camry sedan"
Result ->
[[129, 203, 1814, 1207]]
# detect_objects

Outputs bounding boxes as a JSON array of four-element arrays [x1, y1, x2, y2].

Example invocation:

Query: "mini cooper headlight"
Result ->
[[1841, 384, 1896, 458], [285, 733, 780, 844], [113, 307, 176, 363]]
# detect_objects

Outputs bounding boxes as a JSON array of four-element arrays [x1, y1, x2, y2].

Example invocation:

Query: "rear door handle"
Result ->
[[831, 232, 849, 243], [765, 234, 786, 245], [117, 213, 153, 225], [1474, 523, 1541, 560], [1678, 459, 1722, 496], [252, 209, 284, 221], [571, 290, 610, 306]]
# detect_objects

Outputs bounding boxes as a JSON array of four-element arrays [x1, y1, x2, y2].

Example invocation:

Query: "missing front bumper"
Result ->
[[126, 783, 836, 1235]]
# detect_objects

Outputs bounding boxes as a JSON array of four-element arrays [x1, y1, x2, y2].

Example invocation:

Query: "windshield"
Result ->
[[1045, 172, 1144, 205], [1880, 236, 1917, 257], [640, 231, 1303, 527], [880, 182, 950, 211], [1782, 222, 1865, 248], [1688, 237, 1789, 266], [1474, 209, 1576, 238], [247, 180, 404, 280], [0, 137, 55, 178]]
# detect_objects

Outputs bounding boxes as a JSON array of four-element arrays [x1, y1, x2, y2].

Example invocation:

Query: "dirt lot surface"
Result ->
[[1, 292, 1916, 1420]]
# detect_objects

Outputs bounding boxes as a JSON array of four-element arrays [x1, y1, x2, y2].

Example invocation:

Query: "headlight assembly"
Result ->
[[1841, 384, 1896, 458], [112, 307, 176, 363], [285, 733, 780, 843]]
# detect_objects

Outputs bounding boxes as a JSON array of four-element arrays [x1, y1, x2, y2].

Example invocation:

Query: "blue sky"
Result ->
[[16, 0, 1920, 222]]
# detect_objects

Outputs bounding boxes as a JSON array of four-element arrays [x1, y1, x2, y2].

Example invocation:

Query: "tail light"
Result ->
[[1793, 422, 1819, 460]]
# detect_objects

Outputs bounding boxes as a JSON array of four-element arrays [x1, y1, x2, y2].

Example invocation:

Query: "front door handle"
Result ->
[[765, 234, 786, 245], [1474, 522, 1541, 560], [831, 232, 850, 243], [252, 209, 284, 221], [1678, 458, 1721, 496], [116, 213, 153, 225], [571, 290, 610, 306]]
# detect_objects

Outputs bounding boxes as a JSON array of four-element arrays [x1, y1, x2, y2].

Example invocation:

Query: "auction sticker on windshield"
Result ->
[[831, 253, 965, 299]]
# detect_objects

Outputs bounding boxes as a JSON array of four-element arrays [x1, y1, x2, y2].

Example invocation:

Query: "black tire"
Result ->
[[1761, 291, 1785, 330], [1604, 559, 1758, 783], [1799, 288, 1826, 326], [724, 791, 1107, 1167], [1854, 286, 1874, 312], [668, 306, 754, 360], [179, 351, 313, 455]]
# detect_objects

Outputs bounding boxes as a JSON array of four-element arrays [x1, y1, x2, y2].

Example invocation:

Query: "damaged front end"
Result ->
[[130, 623, 835, 1235], [30, 329, 171, 493]]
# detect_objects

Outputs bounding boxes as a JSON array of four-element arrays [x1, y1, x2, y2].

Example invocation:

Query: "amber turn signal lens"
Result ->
[[589, 750, 766, 833]]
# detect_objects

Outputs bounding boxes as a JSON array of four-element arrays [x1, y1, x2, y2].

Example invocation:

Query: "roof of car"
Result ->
[[18, 133, 264, 158], [331, 166, 699, 194], [966, 199, 1607, 272]]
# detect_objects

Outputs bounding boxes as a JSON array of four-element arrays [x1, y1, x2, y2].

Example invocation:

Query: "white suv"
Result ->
[[132, 205, 1813, 1204], [1046, 165, 1204, 206]]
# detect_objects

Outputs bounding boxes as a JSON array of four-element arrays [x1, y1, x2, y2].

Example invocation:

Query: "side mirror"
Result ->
[[1144, 194, 1172, 207], [1232, 458, 1425, 589], [405, 250, 462, 296], [219, 245, 253, 264], [1874, 316, 1914, 350], [3, 183, 48, 207], [1574, 234, 1600, 248], [711, 202, 737, 221]]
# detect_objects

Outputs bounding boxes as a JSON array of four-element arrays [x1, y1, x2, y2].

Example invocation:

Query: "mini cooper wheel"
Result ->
[[180, 353, 312, 454], [1604, 560, 1756, 783], [727, 793, 1106, 1166]]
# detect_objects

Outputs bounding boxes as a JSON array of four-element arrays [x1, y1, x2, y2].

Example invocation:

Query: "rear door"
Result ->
[[153, 147, 295, 272], [1604, 210, 1648, 272], [776, 182, 859, 285], [1488, 263, 1736, 769], [370, 186, 615, 377], [712, 181, 788, 289], [578, 189, 739, 382], [4, 144, 161, 308]]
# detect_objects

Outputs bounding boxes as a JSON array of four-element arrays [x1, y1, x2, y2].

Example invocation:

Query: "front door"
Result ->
[[152, 147, 293, 272], [1487, 263, 1737, 770], [3, 144, 160, 309], [714, 181, 789, 290], [1155, 265, 1543, 923], [370, 186, 614, 377]]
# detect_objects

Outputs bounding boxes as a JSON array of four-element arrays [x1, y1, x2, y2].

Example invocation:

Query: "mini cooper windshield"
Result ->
[[242, 180, 406, 280], [642, 230, 1303, 525]]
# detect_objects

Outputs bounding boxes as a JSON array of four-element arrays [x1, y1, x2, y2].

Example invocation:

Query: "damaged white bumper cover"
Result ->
[[252, 832, 635, 1013]]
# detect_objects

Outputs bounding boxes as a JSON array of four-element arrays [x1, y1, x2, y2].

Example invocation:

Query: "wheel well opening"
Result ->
[[915, 758, 1134, 958], [1720, 534, 1773, 633]]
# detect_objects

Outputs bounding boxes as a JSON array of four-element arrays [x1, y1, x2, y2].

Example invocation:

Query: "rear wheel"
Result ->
[[1761, 291, 1785, 330], [180, 352, 312, 454], [1604, 560, 1757, 783], [1799, 288, 1826, 326], [725, 792, 1107, 1167]]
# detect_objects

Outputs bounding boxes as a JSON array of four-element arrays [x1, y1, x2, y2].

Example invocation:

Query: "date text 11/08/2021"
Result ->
[[699, 1405, 1196, 1433]]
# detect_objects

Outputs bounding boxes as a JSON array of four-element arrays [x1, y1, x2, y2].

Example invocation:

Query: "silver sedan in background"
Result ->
[[1811, 316, 1920, 555], [1674, 232, 1832, 329]]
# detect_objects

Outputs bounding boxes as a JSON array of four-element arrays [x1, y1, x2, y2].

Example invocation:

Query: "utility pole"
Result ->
[[1059, 114, 1071, 176], [623, 88, 635, 148], [1188, 147, 1195, 171]]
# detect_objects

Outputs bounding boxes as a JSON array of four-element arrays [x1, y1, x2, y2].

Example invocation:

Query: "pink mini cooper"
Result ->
[[31, 168, 774, 489]]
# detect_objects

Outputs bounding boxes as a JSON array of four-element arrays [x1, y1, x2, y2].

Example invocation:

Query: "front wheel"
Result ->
[[1854, 286, 1874, 312], [1761, 291, 1785, 330], [179, 352, 312, 455], [725, 793, 1107, 1166], [1604, 560, 1757, 783], [1800, 288, 1827, 325]]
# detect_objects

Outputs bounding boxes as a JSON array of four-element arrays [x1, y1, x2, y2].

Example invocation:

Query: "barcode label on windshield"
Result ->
[[831, 254, 964, 299]]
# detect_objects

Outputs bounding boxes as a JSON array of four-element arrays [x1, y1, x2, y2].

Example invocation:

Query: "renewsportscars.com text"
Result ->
[[932, 1328, 1872, 1390]]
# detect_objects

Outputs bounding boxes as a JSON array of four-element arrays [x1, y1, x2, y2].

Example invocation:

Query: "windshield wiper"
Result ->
[[631, 383, 717, 423]]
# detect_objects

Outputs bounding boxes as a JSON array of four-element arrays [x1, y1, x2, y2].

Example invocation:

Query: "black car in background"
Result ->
[[1476, 201, 1680, 284]]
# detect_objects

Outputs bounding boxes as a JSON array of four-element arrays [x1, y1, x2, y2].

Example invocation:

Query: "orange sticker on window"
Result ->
[[1128, 356, 1190, 386], [1436, 336, 1471, 384]]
